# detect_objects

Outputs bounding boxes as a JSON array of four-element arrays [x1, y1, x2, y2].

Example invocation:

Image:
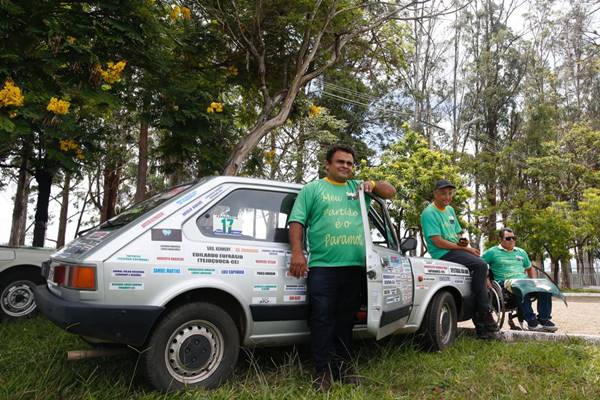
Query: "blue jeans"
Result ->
[[499, 281, 552, 321], [307, 266, 363, 374]]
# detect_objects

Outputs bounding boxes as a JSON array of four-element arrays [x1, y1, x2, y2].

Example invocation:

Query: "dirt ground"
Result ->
[[459, 296, 600, 335]]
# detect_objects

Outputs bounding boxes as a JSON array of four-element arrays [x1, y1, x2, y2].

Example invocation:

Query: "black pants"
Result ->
[[307, 266, 363, 374], [440, 250, 490, 315]]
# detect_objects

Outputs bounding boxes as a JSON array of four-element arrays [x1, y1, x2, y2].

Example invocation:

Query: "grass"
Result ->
[[1, 317, 600, 399]]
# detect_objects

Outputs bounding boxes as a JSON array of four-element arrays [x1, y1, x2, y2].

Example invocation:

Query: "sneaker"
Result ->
[[538, 319, 558, 333], [525, 319, 545, 332]]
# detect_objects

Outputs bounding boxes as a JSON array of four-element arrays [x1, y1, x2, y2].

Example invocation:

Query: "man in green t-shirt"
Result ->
[[288, 144, 396, 391], [420, 180, 498, 339], [482, 228, 557, 332]]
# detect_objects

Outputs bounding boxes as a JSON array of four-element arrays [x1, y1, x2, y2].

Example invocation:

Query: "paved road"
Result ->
[[459, 296, 600, 335]]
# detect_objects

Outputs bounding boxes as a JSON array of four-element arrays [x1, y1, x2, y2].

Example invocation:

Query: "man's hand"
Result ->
[[360, 180, 376, 193], [289, 250, 308, 278], [464, 246, 481, 256]]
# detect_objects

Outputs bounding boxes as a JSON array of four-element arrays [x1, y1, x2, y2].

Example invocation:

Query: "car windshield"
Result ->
[[99, 179, 206, 229]]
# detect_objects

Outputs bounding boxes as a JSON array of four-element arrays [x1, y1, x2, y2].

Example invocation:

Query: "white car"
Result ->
[[35, 177, 476, 391], [0, 246, 53, 319]]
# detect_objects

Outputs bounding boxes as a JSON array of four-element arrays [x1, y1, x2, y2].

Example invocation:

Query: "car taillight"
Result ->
[[53, 265, 67, 285], [68, 266, 96, 290]]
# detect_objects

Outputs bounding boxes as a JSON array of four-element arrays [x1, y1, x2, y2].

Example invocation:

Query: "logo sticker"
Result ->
[[112, 269, 145, 277], [252, 296, 276, 304], [116, 254, 149, 262], [188, 267, 216, 275], [152, 267, 181, 275], [284, 295, 306, 302], [284, 284, 306, 292], [110, 282, 144, 290], [253, 284, 278, 292], [221, 269, 245, 275], [255, 270, 279, 277], [151, 228, 182, 242]]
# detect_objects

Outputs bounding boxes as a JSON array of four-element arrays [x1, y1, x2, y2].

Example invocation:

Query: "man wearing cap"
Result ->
[[420, 180, 498, 339], [482, 228, 558, 332], [288, 143, 396, 391]]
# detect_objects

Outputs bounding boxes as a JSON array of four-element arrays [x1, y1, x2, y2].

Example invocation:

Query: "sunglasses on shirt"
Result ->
[[503, 236, 516, 241]]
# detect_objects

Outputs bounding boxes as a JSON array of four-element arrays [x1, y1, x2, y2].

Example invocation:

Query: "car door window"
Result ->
[[367, 197, 398, 249], [196, 189, 296, 243]]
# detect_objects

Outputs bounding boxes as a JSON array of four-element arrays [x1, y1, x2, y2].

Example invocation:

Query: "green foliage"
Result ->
[[359, 129, 468, 233]]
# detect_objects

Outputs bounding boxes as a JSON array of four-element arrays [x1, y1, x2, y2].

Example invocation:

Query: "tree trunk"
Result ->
[[32, 169, 54, 247], [134, 121, 149, 203], [551, 257, 560, 285], [583, 250, 596, 286], [56, 172, 71, 249], [9, 156, 31, 246], [294, 131, 306, 183], [222, 102, 296, 176], [100, 164, 120, 223], [560, 256, 572, 289]]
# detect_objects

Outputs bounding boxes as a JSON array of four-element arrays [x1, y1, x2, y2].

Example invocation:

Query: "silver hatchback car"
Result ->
[[35, 177, 475, 391]]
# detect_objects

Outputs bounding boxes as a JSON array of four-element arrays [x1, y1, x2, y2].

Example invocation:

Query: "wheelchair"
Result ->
[[486, 265, 563, 331]]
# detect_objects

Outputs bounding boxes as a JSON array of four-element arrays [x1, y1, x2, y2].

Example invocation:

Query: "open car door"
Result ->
[[359, 189, 414, 340]]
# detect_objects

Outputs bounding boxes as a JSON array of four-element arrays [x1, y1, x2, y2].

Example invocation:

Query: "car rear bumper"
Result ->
[[34, 285, 164, 347]]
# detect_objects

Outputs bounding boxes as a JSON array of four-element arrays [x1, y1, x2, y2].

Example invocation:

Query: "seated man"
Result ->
[[482, 228, 558, 332], [420, 180, 498, 339]]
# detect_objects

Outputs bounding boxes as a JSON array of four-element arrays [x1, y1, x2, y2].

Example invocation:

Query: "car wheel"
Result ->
[[0, 269, 42, 320], [421, 291, 457, 351], [143, 302, 240, 392]]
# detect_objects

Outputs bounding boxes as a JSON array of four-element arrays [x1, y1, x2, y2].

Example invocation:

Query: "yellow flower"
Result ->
[[207, 101, 223, 113], [308, 104, 321, 117], [59, 139, 78, 152], [47, 97, 70, 115], [181, 7, 191, 19], [227, 66, 238, 76], [66, 36, 76, 44], [8, 110, 17, 118], [170, 5, 181, 20], [98, 60, 127, 84], [0, 80, 25, 108], [76, 149, 85, 160]]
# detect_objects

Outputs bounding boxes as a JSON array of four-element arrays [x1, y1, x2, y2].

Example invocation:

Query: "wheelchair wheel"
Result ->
[[488, 281, 505, 330]]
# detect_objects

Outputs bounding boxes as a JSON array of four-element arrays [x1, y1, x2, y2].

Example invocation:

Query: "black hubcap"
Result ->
[[179, 335, 212, 369]]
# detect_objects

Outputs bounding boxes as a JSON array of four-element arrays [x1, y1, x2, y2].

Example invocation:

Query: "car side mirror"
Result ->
[[400, 237, 417, 254]]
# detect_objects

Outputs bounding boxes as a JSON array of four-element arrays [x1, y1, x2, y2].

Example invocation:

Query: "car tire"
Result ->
[[420, 291, 457, 352], [142, 302, 240, 392], [0, 268, 43, 320]]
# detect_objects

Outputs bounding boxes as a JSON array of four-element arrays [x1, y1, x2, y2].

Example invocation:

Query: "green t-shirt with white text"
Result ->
[[420, 203, 462, 259], [288, 178, 366, 268], [482, 245, 531, 281]]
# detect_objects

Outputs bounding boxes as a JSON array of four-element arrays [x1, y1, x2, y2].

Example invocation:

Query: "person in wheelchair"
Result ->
[[482, 228, 558, 332]]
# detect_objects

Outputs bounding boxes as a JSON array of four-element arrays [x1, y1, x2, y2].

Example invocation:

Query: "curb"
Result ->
[[562, 292, 600, 298], [459, 328, 600, 345]]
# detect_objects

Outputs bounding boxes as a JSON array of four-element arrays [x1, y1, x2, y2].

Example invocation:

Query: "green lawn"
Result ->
[[1, 317, 599, 399]]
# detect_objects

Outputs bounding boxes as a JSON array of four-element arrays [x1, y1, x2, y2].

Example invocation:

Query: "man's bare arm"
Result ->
[[288, 222, 308, 278], [362, 180, 396, 199], [430, 235, 480, 256]]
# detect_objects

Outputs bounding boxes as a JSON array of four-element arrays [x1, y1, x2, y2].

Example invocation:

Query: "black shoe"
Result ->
[[342, 371, 365, 386], [482, 311, 500, 332], [538, 319, 558, 332], [525, 319, 545, 332], [476, 330, 497, 340], [313, 370, 333, 392]]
